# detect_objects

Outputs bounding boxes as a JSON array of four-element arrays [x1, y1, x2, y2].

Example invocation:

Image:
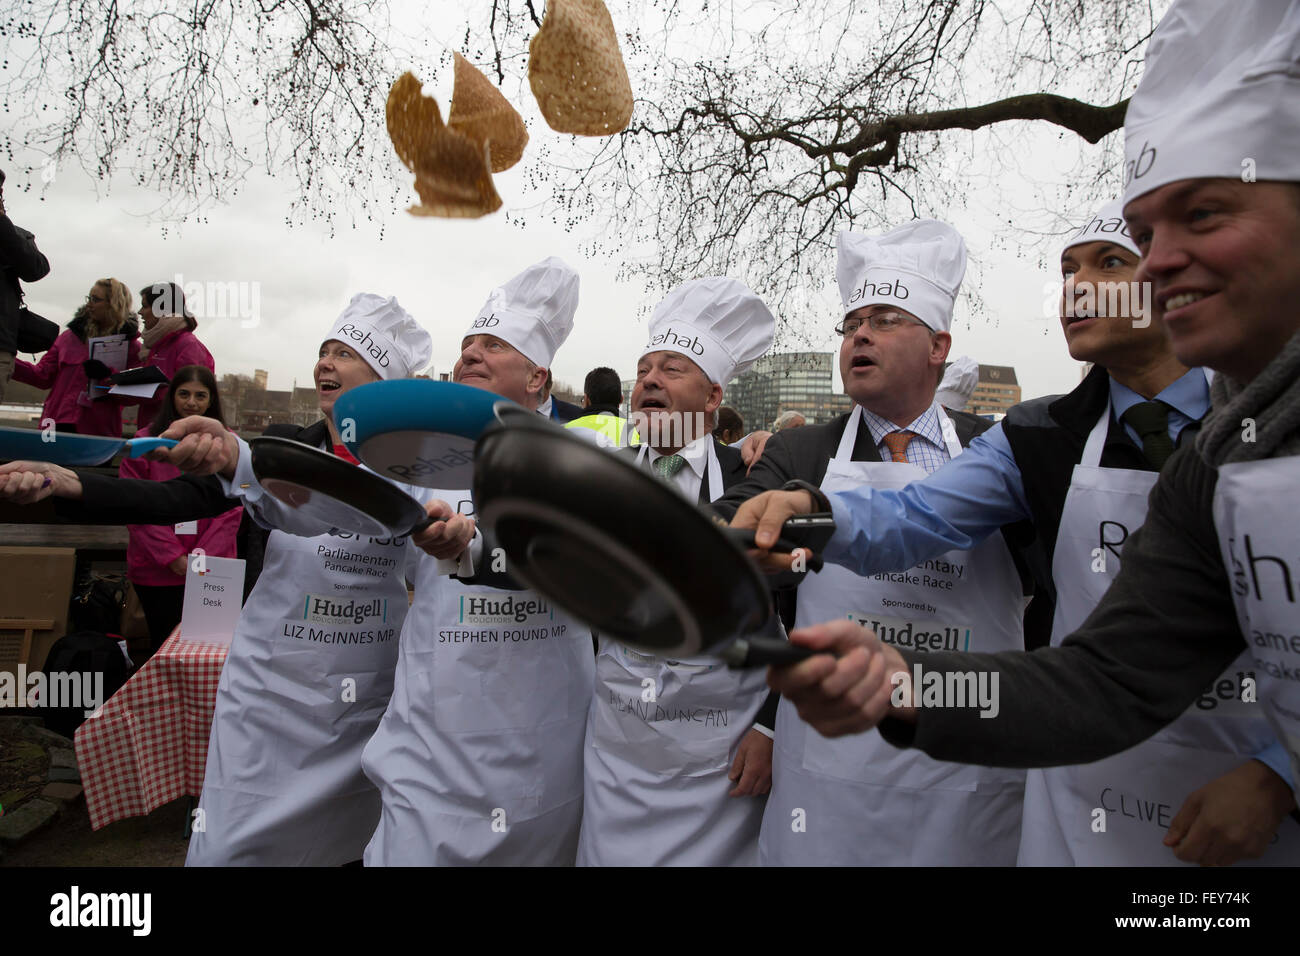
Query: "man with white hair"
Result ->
[[739, 0, 1300, 848], [361, 257, 597, 866]]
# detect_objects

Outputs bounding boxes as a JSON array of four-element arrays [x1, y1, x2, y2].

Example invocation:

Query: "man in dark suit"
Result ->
[[575, 277, 780, 867], [712, 220, 1043, 866], [541, 368, 584, 423]]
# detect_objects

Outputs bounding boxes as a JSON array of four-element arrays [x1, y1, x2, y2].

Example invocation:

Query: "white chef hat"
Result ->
[[465, 257, 579, 367], [935, 355, 980, 411], [835, 220, 967, 332], [322, 293, 432, 380], [1122, 0, 1300, 207], [1061, 198, 1141, 259], [640, 277, 775, 385]]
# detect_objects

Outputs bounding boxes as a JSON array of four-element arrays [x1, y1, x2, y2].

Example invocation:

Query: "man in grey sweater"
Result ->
[[732, 0, 1300, 828]]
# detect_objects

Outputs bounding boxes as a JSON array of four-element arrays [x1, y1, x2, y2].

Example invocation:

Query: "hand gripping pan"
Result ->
[[249, 436, 439, 538], [472, 411, 826, 667]]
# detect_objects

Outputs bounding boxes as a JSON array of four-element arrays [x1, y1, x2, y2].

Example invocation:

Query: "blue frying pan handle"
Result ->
[[125, 437, 178, 458]]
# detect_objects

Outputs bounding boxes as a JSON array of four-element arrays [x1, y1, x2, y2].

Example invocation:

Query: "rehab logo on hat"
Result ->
[[466, 257, 579, 367], [836, 220, 967, 333], [640, 277, 774, 386], [1122, 0, 1300, 206], [323, 293, 432, 380]]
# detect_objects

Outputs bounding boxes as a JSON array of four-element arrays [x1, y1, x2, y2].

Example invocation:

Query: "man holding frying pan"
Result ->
[[359, 258, 597, 866], [713, 221, 1042, 866], [575, 276, 779, 867]]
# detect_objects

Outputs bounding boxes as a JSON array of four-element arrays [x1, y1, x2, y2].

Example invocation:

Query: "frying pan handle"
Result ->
[[410, 516, 447, 535], [724, 527, 824, 572], [722, 636, 822, 669]]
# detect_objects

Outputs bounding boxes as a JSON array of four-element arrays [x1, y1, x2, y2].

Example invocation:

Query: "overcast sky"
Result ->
[[4, 1, 1122, 405]]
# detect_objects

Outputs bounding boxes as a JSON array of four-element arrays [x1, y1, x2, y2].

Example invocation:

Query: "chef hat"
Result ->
[[935, 355, 980, 411], [835, 220, 967, 332], [465, 257, 579, 367], [1122, 0, 1300, 207], [322, 293, 432, 380], [639, 277, 775, 385], [1061, 198, 1141, 259]]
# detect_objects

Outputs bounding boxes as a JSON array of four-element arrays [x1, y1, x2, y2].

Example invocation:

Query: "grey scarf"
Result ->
[[1197, 329, 1300, 466]]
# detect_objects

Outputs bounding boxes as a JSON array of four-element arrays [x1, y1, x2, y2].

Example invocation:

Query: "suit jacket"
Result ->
[[711, 407, 1046, 649], [57, 420, 332, 597], [549, 397, 585, 424]]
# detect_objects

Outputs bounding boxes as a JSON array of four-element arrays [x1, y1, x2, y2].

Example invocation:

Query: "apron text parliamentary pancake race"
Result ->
[[760, 404, 1028, 866]]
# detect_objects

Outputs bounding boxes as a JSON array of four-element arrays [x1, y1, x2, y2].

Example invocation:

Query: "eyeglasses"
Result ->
[[86, 294, 108, 304], [834, 312, 929, 336]]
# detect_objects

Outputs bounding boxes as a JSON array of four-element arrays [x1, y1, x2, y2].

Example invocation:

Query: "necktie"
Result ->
[[653, 453, 686, 481], [1122, 401, 1175, 470], [882, 430, 916, 464]]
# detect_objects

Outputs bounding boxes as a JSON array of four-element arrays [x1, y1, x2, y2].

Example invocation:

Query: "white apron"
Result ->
[[362, 485, 595, 866], [1216, 456, 1300, 814], [187, 523, 409, 866], [1018, 404, 1300, 865], [576, 440, 770, 866], [759, 405, 1028, 866]]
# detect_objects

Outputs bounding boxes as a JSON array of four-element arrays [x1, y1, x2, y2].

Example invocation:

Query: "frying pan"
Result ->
[[249, 436, 441, 538], [473, 410, 832, 668], [332, 379, 505, 489], [0, 425, 177, 467]]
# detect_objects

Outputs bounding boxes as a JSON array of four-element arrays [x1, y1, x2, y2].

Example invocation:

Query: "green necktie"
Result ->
[[653, 453, 686, 481], [1122, 400, 1175, 470]]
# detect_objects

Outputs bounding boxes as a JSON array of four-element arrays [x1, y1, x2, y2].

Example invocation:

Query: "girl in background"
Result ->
[[120, 364, 242, 657]]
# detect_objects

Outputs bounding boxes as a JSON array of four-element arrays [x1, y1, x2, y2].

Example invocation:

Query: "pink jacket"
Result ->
[[13, 328, 143, 436], [119, 427, 243, 587], [135, 330, 214, 429]]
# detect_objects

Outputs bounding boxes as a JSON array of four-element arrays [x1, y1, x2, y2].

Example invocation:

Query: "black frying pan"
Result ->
[[249, 436, 441, 538], [472, 409, 829, 667]]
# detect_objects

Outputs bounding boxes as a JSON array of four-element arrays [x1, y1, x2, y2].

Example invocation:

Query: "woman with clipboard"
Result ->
[[12, 277, 141, 436]]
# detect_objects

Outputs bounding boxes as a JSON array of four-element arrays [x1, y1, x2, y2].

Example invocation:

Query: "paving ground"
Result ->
[[1, 717, 188, 867], [0, 794, 190, 867]]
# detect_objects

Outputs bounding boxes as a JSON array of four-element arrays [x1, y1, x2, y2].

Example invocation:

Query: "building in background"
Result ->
[[967, 364, 1022, 418], [726, 352, 851, 432], [218, 372, 321, 432]]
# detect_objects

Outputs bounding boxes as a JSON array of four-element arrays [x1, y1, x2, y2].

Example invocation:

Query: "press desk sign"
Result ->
[[180, 554, 246, 646]]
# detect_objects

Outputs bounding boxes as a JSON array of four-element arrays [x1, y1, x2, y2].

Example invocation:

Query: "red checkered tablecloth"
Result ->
[[74, 630, 229, 830]]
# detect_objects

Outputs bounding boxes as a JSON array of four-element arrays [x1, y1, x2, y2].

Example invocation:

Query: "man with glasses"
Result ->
[[712, 220, 1041, 865]]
